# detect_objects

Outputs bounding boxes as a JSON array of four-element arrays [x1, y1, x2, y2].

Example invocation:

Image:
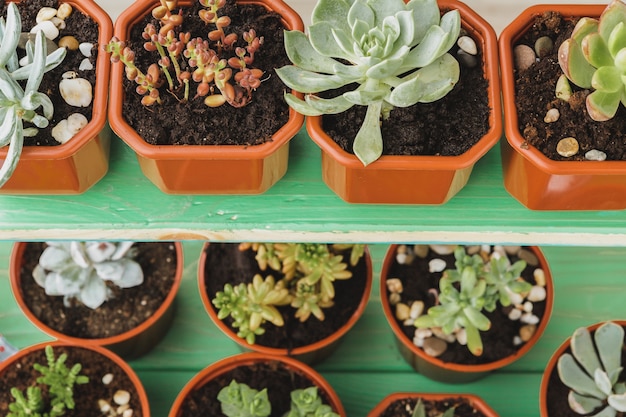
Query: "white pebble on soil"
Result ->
[[429, 258, 447, 273], [457, 35, 477, 55], [585, 149, 607, 161]]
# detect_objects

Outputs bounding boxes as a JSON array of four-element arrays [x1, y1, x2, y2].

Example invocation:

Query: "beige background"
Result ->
[[99, 0, 609, 34]]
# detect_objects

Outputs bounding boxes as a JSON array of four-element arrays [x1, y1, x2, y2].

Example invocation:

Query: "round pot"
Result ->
[[367, 393, 499, 417], [380, 244, 554, 383], [499, 4, 626, 210], [198, 242, 373, 365], [0, 340, 150, 416], [0, 0, 112, 194], [168, 352, 346, 417], [108, 0, 304, 194], [539, 320, 626, 417], [305, 0, 501, 204], [9, 241, 184, 359]]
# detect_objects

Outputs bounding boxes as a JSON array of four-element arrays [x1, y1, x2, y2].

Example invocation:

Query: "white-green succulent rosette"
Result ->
[[276, 0, 461, 166]]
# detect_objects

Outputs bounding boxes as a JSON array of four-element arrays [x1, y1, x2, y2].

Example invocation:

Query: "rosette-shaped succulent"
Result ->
[[275, 0, 461, 166], [558, 0, 626, 121]]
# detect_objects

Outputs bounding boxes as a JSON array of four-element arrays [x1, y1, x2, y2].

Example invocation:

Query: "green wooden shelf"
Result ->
[[2, 242, 626, 417], [2, 129, 626, 245]]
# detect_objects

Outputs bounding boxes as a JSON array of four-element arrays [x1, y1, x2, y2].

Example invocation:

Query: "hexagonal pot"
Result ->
[[380, 244, 554, 383], [539, 320, 626, 417], [367, 393, 498, 417], [305, 0, 501, 204], [168, 352, 345, 416], [0, 341, 150, 416], [108, 0, 304, 194], [198, 242, 373, 365], [9, 241, 183, 359], [499, 4, 626, 210], [0, 0, 112, 194]]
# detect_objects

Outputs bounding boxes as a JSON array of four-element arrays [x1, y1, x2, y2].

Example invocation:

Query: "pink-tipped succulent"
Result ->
[[558, 0, 626, 121]]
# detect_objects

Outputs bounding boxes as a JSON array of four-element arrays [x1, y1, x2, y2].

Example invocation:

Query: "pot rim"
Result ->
[[108, 0, 305, 160], [167, 351, 346, 417], [499, 3, 626, 175], [380, 244, 554, 375], [9, 241, 184, 347], [367, 392, 499, 417], [197, 242, 373, 357], [306, 0, 502, 171]]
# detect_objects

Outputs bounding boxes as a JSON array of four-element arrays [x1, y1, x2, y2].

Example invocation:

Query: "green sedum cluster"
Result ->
[[275, 0, 461, 166], [558, 0, 626, 121], [411, 399, 455, 417]]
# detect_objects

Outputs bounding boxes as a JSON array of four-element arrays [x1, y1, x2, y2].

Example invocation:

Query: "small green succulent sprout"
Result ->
[[558, 0, 626, 121], [0, 2, 67, 188], [285, 386, 340, 417], [275, 0, 461, 166], [217, 380, 271, 417], [414, 246, 532, 356], [411, 399, 455, 417], [557, 321, 626, 416], [8, 345, 89, 417], [32, 241, 143, 310]]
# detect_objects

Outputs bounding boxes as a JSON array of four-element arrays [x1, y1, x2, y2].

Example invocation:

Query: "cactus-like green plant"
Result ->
[[0, 2, 67, 188], [275, 0, 461, 166], [413, 246, 531, 356], [212, 243, 365, 345], [557, 321, 626, 416], [558, 0, 626, 121], [8, 345, 89, 417], [32, 241, 144, 310], [411, 399, 455, 417]]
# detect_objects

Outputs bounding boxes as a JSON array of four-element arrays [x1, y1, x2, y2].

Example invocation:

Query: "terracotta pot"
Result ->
[[198, 242, 373, 365], [498, 4, 626, 211], [539, 320, 626, 417], [0, 0, 112, 194], [108, 0, 304, 194], [0, 341, 150, 416], [9, 242, 184, 359], [168, 352, 346, 417], [305, 0, 501, 204], [367, 393, 498, 417], [380, 244, 554, 383]]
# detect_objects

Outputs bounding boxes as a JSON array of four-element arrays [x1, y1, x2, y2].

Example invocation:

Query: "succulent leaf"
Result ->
[[599, 0, 626, 43], [572, 17, 600, 44], [559, 353, 607, 398], [586, 89, 621, 121], [352, 101, 383, 165], [0, 3, 20, 68], [406, 0, 440, 43], [595, 322, 625, 376], [583, 33, 614, 68], [608, 21, 626, 57], [608, 392, 626, 412], [568, 390, 604, 415], [559, 38, 595, 88]]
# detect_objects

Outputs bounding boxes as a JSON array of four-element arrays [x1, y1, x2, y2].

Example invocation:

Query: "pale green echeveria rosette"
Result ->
[[275, 0, 461, 166]]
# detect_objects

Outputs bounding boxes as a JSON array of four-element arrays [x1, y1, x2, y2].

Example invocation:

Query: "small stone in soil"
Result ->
[[585, 149, 607, 161], [556, 137, 579, 157], [514, 44, 536, 71], [527, 285, 547, 302], [544, 108, 560, 123], [428, 258, 446, 273], [457, 35, 477, 55], [519, 324, 537, 342], [534, 36, 554, 57], [422, 337, 448, 357]]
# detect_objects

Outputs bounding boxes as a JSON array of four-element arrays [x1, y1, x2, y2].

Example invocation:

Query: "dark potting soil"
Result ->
[[377, 397, 489, 417], [17, 242, 177, 339], [323, 28, 490, 157], [177, 360, 337, 417], [0, 0, 99, 147], [544, 326, 626, 417], [202, 243, 368, 351], [120, 0, 291, 146], [0, 345, 143, 416], [385, 245, 547, 365], [515, 12, 626, 161]]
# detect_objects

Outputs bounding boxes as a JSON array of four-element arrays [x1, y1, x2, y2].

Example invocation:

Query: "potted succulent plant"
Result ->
[[106, 0, 304, 194], [0, 341, 150, 416], [9, 241, 183, 359], [0, 0, 112, 194], [168, 352, 345, 417], [380, 244, 553, 383], [274, 0, 501, 204], [198, 242, 372, 364], [367, 393, 498, 417], [500, 1, 626, 210], [540, 321, 626, 417]]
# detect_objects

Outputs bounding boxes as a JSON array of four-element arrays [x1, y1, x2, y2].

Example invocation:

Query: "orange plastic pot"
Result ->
[[0, 341, 150, 416], [367, 393, 499, 417], [0, 0, 112, 194], [9, 242, 184, 359], [499, 4, 626, 210], [305, 0, 501, 204], [198, 242, 373, 365], [108, 0, 304, 194], [168, 352, 346, 417], [380, 244, 554, 383], [539, 320, 626, 417]]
